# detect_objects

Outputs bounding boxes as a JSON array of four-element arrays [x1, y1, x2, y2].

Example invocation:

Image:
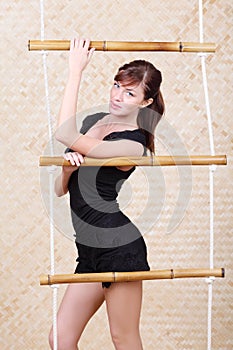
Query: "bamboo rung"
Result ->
[[39, 155, 227, 167], [28, 40, 216, 53], [40, 268, 225, 285]]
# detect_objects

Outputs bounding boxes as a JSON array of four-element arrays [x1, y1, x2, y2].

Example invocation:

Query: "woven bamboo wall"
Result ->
[[1, 0, 232, 349]]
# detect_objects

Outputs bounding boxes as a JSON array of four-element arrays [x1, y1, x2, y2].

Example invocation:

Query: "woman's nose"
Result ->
[[114, 88, 123, 101]]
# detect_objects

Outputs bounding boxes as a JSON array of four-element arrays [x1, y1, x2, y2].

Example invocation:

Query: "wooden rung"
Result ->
[[39, 155, 227, 167], [28, 40, 216, 53], [40, 268, 225, 285]]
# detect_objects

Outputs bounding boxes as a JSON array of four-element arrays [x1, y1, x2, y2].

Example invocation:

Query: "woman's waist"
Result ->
[[70, 195, 120, 214], [71, 211, 141, 248], [70, 204, 130, 226]]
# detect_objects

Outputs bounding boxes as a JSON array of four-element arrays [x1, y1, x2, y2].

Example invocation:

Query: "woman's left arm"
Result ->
[[63, 134, 145, 158]]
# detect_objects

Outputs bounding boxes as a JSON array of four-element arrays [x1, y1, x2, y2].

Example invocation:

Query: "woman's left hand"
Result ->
[[69, 38, 95, 77]]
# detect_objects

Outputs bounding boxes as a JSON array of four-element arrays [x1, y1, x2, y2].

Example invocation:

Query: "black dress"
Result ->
[[67, 113, 150, 287]]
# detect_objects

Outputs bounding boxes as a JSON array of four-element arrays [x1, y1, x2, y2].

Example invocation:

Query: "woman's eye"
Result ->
[[126, 91, 134, 97], [114, 82, 120, 88]]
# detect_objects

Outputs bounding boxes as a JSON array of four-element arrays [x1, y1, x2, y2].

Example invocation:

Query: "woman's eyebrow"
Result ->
[[125, 86, 137, 91], [117, 80, 139, 91]]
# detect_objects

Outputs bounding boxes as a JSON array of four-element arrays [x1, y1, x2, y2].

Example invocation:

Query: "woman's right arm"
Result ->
[[55, 38, 95, 144], [54, 152, 84, 197], [54, 168, 74, 197]]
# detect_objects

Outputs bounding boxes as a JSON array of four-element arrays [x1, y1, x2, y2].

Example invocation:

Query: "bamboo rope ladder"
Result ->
[[28, 39, 216, 52], [40, 268, 225, 286], [39, 155, 227, 167], [34, 1, 226, 349]]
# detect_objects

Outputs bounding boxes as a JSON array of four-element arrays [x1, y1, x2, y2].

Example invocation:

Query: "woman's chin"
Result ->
[[109, 107, 124, 117]]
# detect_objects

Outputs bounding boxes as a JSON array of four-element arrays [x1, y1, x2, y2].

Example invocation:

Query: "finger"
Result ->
[[72, 37, 80, 49], [64, 153, 75, 165], [71, 153, 79, 166], [67, 154, 75, 165], [78, 38, 85, 48], [83, 38, 90, 50], [77, 153, 84, 163], [87, 47, 95, 62], [64, 153, 72, 160], [70, 38, 75, 51], [72, 153, 81, 166]]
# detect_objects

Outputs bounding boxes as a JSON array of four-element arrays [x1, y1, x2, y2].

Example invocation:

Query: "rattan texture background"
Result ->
[[1, 0, 232, 349]]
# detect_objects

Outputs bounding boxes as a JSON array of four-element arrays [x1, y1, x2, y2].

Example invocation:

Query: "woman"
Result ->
[[49, 38, 165, 350]]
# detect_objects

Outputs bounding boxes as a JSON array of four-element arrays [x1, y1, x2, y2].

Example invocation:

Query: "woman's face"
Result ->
[[109, 81, 146, 117]]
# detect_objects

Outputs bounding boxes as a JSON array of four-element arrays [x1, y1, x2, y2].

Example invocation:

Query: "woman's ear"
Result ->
[[140, 98, 153, 108]]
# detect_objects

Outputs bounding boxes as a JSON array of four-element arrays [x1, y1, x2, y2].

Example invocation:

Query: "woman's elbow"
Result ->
[[54, 180, 68, 197], [55, 188, 67, 197], [54, 186, 63, 197], [55, 130, 80, 150], [55, 129, 66, 144], [55, 190, 63, 197]]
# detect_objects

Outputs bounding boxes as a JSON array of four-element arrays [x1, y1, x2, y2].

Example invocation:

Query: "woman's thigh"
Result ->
[[104, 281, 143, 346], [50, 282, 105, 345]]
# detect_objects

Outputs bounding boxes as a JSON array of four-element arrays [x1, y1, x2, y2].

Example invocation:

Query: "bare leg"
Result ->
[[104, 281, 143, 350], [49, 282, 105, 350]]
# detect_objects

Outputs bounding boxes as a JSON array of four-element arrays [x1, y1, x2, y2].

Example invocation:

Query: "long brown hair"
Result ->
[[114, 60, 165, 153]]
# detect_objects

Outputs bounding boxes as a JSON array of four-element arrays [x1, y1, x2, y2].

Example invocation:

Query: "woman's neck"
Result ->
[[108, 113, 138, 129]]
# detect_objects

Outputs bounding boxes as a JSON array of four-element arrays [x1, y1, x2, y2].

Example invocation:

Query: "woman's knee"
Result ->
[[110, 328, 142, 350], [48, 327, 78, 350], [110, 328, 127, 347], [48, 327, 54, 349]]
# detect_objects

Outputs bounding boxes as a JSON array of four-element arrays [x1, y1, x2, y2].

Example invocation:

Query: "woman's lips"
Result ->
[[110, 101, 122, 109]]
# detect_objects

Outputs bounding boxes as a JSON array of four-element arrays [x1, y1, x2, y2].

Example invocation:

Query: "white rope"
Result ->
[[40, 1, 58, 349], [198, 1, 216, 349]]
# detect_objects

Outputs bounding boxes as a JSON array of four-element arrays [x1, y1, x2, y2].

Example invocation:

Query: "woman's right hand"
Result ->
[[69, 38, 95, 77], [63, 152, 84, 173], [55, 152, 84, 197]]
